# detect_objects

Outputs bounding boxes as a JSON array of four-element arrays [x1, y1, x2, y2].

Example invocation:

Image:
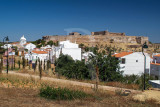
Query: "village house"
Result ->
[[49, 40, 81, 62], [3, 48, 15, 66], [25, 50, 48, 61], [41, 45, 51, 50], [150, 54, 160, 79], [1, 44, 12, 49], [24, 43, 36, 51], [17, 48, 25, 56], [113, 52, 151, 75]]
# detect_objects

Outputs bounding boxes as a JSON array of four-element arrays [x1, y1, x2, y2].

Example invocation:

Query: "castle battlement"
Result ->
[[42, 30, 149, 46]]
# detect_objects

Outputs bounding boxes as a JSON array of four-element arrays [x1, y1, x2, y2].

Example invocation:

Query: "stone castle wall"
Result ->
[[43, 31, 149, 46], [91, 31, 125, 36]]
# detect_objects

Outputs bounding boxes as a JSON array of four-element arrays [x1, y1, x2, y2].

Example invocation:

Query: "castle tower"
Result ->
[[20, 35, 27, 46]]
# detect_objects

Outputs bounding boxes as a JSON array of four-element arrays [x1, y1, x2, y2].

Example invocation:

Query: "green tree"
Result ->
[[14, 58, 15, 69], [0, 57, 3, 73], [22, 57, 25, 69], [55, 54, 90, 80], [89, 50, 123, 82], [79, 43, 84, 49], [18, 60, 21, 69], [27, 59, 28, 66], [39, 60, 42, 80], [44, 60, 46, 71], [47, 40, 54, 46], [89, 46, 99, 55], [32, 39, 46, 47], [34, 60, 37, 72], [47, 60, 51, 70], [55, 54, 74, 76], [84, 46, 89, 52]]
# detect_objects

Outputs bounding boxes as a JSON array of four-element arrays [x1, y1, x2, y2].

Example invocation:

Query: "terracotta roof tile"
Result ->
[[112, 52, 133, 58], [23, 43, 30, 46], [10, 42, 19, 44], [154, 54, 160, 57], [151, 63, 160, 65], [32, 51, 48, 54]]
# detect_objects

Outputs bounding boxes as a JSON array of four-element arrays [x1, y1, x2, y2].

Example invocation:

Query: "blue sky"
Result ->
[[0, 0, 160, 43]]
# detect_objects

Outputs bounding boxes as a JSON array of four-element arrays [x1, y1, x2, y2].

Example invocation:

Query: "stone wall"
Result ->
[[153, 43, 160, 49], [91, 30, 125, 36], [42, 31, 149, 46]]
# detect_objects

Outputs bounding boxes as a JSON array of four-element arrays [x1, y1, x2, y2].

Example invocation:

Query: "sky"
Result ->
[[0, 0, 160, 43]]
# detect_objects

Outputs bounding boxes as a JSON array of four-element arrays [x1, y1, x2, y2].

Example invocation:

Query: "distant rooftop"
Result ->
[[113, 52, 133, 58]]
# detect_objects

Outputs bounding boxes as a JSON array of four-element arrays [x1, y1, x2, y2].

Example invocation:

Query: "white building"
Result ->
[[59, 40, 79, 48], [50, 40, 81, 61], [25, 50, 48, 61], [113, 52, 151, 75], [150, 54, 160, 79], [24, 43, 36, 51], [82, 52, 95, 62], [41, 45, 51, 50], [20, 35, 27, 46], [32, 51, 48, 61], [2, 44, 12, 49]]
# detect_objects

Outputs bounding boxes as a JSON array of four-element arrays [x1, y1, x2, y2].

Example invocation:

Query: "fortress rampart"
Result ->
[[43, 30, 149, 47]]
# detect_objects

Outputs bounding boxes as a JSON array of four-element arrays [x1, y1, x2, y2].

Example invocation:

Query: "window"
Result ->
[[121, 58, 126, 64], [136, 60, 138, 62]]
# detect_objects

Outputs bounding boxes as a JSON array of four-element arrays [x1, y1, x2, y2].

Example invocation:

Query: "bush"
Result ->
[[39, 86, 88, 100], [122, 74, 154, 90], [88, 51, 123, 82], [55, 54, 90, 80]]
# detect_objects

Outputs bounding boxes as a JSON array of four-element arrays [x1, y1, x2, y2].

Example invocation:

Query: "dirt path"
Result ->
[[2, 71, 140, 94], [133, 90, 160, 104]]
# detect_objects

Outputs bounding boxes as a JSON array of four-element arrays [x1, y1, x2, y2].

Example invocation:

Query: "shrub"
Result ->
[[39, 86, 88, 100], [55, 54, 90, 80]]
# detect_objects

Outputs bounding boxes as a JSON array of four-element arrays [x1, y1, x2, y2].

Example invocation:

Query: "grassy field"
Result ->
[[0, 73, 159, 107], [3, 56, 142, 90]]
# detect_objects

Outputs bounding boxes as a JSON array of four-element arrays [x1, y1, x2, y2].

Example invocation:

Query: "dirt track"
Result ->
[[2, 71, 139, 94]]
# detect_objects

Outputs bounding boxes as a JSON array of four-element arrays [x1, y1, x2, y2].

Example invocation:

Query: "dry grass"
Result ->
[[0, 74, 159, 106], [11, 68, 141, 91], [105, 82, 139, 90], [10, 58, 140, 91]]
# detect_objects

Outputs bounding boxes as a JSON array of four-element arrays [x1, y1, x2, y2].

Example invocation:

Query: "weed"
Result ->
[[39, 85, 88, 100], [115, 89, 123, 96]]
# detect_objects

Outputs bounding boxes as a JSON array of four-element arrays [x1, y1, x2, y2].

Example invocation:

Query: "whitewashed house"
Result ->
[[150, 54, 160, 79], [41, 45, 52, 50], [50, 40, 81, 61], [32, 51, 48, 61], [24, 43, 36, 51], [2, 44, 12, 49], [25, 50, 48, 61], [113, 52, 151, 75]]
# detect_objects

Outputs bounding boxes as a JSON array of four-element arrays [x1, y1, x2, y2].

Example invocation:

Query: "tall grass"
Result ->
[[40, 85, 88, 100]]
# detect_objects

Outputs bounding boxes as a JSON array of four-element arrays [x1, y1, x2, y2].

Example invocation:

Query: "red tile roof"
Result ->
[[112, 52, 133, 58], [32, 51, 48, 54], [10, 42, 19, 44], [154, 54, 160, 57], [151, 63, 160, 65], [23, 43, 30, 46]]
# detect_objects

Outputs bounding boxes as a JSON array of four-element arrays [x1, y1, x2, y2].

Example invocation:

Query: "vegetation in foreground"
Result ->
[[0, 74, 159, 107], [40, 85, 88, 100], [55, 53, 154, 90]]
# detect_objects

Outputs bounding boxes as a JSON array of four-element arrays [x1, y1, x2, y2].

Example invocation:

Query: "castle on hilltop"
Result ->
[[43, 30, 149, 47]]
